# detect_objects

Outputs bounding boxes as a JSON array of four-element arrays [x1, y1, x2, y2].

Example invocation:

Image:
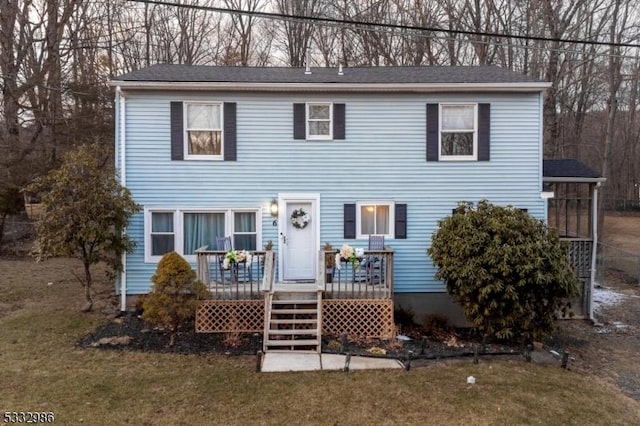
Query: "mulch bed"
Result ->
[[77, 313, 526, 361], [77, 313, 261, 355]]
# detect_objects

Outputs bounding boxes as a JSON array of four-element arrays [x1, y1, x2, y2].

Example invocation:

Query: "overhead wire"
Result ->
[[126, 0, 640, 50]]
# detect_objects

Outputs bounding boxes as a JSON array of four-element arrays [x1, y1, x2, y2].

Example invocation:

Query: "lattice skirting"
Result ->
[[322, 299, 395, 339], [196, 300, 264, 333], [196, 298, 395, 338]]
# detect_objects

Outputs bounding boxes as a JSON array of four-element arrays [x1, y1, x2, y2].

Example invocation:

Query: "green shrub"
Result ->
[[142, 252, 209, 345], [427, 200, 579, 342]]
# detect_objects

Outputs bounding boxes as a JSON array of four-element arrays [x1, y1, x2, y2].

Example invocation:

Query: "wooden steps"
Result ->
[[264, 290, 321, 353]]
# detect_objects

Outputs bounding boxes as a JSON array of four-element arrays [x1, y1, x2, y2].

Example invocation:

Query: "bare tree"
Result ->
[[275, 0, 324, 67], [1, 0, 80, 186], [599, 0, 631, 228], [222, 0, 264, 65]]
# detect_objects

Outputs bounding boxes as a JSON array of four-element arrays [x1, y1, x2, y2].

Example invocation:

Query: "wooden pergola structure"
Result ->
[[543, 159, 606, 320]]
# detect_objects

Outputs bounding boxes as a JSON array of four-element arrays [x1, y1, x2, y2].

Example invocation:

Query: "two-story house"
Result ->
[[110, 64, 551, 346]]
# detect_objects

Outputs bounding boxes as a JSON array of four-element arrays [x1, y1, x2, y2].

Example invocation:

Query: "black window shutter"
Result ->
[[223, 102, 237, 161], [293, 103, 306, 139], [333, 103, 345, 139], [170, 101, 184, 160], [395, 204, 407, 239], [426, 104, 439, 161], [344, 204, 356, 239], [478, 103, 490, 161]]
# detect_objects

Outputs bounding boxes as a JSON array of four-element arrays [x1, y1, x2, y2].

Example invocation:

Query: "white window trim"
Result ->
[[144, 208, 178, 263], [439, 103, 478, 161], [144, 206, 262, 263], [355, 201, 395, 239], [230, 208, 260, 256], [306, 102, 333, 140], [183, 101, 224, 160]]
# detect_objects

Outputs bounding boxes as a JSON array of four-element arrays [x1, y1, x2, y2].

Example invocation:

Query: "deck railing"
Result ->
[[321, 250, 394, 299], [195, 247, 394, 300], [195, 247, 269, 300]]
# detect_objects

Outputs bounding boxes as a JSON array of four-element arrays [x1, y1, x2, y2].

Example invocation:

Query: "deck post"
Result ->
[[317, 249, 325, 291]]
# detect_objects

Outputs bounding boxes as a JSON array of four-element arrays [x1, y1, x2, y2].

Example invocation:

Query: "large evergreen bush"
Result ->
[[428, 200, 579, 342]]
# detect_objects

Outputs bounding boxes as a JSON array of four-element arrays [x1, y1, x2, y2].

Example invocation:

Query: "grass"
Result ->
[[2, 256, 640, 425]]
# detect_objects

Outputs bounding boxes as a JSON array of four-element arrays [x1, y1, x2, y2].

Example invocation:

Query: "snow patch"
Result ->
[[592, 285, 629, 313]]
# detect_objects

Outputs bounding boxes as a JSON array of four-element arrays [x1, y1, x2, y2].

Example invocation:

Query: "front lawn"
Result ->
[[1, 256, 639, 425]]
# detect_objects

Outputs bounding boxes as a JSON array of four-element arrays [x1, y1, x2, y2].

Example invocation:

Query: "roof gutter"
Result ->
[[108, 80, 551, 93], [543, 177, 607, 183]]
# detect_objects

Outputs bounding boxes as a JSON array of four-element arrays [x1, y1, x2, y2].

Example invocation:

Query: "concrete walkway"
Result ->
[[261, 352, 404, 372]]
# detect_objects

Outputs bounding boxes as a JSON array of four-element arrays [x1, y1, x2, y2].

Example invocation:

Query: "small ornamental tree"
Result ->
[[427, 200, 579, 342], [26, 144, 140, 312], [142, 252, 209, 346]]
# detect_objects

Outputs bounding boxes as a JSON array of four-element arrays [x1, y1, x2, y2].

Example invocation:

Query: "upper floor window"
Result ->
[[306, 103, 333, 140], [185, 102, 223, 159], [440, 104, 477, 161]]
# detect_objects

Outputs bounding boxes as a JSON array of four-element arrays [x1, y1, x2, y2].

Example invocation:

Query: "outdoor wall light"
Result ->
[[270, 199, 278, 226]]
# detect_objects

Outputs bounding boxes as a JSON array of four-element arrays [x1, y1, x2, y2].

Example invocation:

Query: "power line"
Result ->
[[127, 0, 640, 50]]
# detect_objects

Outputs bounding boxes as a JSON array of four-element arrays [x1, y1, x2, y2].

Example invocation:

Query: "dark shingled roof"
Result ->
[[113, 64, 542, 84], [543, 159, 601, 179]]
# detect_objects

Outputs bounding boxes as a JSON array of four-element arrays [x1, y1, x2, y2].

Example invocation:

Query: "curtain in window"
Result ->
[[442, 105, 474, 130], [151, 212, 174, 256], [187, 104, 221, 129], [361, 206, 375, 235], [376, 205, 389, 234], [183, 212, 225, 255], [234, 212, 256, 250], [308, 104, 331, 136], [309, 105, 330, 119], [187, 104, 222, 156]]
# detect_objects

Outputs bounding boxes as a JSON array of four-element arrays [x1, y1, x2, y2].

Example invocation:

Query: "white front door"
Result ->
[[279, 195, 319, 281]]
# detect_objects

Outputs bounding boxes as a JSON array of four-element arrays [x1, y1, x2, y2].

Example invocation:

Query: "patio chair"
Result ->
[[216, 236, 251, 284], [366, 235, 384, 285], [216, 236, 233, 283], [369, 235, 385, 250], [216, 236, 232, 251]]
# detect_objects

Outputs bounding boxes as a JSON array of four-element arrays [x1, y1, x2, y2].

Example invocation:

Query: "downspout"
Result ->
[[116, 86, 127, 311], [589, 182, 601, 321]]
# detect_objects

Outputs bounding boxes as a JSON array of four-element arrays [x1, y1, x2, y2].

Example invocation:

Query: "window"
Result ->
[[145, 207, 261, 262], [183, 212, 225, 255], [440, 104, 477, 160], [356, 202, 395, 239], [150, 212, 175, 257], [306, 103, 332, 139], [185, 103, 223, 159], [233, 212, 257, 250]]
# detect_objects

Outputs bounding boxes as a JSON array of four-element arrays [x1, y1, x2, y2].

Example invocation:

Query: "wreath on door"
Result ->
[[290, 208, 310, 229]]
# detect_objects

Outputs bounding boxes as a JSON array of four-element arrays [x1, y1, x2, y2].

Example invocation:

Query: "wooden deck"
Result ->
[[194, 249, 396, 339]]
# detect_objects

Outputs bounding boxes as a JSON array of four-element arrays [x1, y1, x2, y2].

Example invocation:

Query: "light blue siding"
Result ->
[[119, 90, 544, 294]]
